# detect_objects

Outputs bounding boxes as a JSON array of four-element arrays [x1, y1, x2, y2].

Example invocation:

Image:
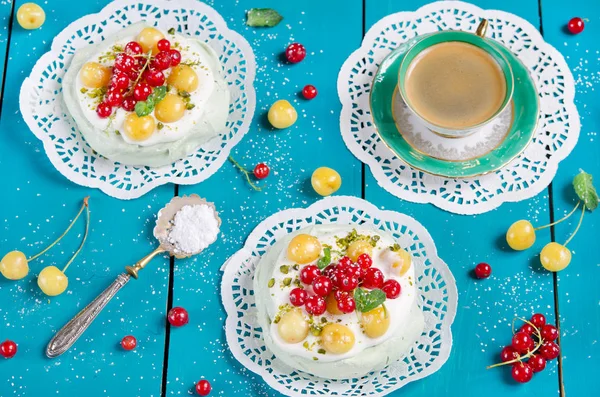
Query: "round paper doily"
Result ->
[[20, 0, 256, 200], [338, 1, 579, 215], [221, 196, 457, 396]]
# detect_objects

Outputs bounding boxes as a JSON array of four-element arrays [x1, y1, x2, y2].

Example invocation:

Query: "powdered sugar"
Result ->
[[167, 204, 220, 255]]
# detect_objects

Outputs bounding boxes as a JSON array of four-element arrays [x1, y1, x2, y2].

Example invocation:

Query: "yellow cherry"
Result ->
[[79, 62, 111, 88], [506, 220, 536, 251], [346, 240, 373, 262], [137, 27, 165, 55], [268, 100, 297, 129], [154, 94, 186, 123], [325, 292, 343, 315], [311, 167, 342, 196], [287, 234, 321, 264], [0, 251, 29, 280], [540, 242, 571, 272], [277, 309, 309, 343], [381, 247, 412, 276], [37, 266, 68, 296], [360, 306, 390, 338], [167, 65, 199, 93], [123, 113, 156, 141], [17, 3, 45, 30], [321, 324, 355, 354]]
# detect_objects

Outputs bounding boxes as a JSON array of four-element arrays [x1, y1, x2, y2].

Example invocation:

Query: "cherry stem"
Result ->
[[28, 197, 90, 262], [564, 204, 586, 247], [228, 156, 262, 191], [486, 317, 543, 370], [534, 201, 580, 231], [62, 202, 91, 273]]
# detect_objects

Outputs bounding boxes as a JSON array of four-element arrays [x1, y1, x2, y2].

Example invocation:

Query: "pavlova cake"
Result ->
[[254, 225, 425, 379], [62, 22, 229, 167]]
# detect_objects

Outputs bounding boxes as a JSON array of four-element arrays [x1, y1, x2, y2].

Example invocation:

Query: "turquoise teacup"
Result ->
[[397, 20, 514, 138]]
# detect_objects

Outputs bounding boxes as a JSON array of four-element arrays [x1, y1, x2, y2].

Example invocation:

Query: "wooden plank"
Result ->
[[167, 0, 363, 395], [0, 1, 172, 396], [364, 0, 561, 395], [537, 0, 600, 395]]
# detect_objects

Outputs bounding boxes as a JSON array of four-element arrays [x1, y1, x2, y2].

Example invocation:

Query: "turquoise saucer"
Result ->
[[370, 39, 539, 178]]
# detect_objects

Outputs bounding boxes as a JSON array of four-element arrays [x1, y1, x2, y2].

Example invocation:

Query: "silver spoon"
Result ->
[[45, 194, 221, 358]]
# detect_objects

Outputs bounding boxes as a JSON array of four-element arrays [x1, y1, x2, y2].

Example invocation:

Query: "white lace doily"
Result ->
[[338, 1, 579, 215], [221, 196, 457, 396], [20, 0, 255, 200]]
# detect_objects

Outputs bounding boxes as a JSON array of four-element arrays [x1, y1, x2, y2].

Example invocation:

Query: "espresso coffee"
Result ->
[[404, 41, 507, 129]]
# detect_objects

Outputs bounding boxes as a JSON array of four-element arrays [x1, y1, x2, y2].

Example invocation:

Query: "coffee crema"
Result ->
[[404, 41, 507, 129]]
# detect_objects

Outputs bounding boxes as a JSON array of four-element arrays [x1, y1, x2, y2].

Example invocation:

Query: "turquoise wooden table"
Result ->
[[0, 0, 597, 396]]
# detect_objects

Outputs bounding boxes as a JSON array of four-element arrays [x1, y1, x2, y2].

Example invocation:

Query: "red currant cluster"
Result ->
[[96, 39, 182, 118], [491, 313, 560, 383], [289, 253, 401, 316]]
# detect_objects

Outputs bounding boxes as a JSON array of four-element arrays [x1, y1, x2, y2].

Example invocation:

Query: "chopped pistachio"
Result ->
[[309, 325, 322, 336], [268, 278, 275, 288], [80, 87, 88, 94], [282, 277, 292, 287], [168, 27, 176, 35], [317, 348, 326, 355], [280, 265, 289, 274], [320, 317, 327, 323], [293, 278, 302, 288], [273, 315, 281, 324], [178, 90, 191, 98], [185, 103, 196, 110], [312, 357, 318, 361], [302, 341, 309, 350], [390, 243, 402, 252], [157, 122, 164, 130], [292, 264, 300, 271]]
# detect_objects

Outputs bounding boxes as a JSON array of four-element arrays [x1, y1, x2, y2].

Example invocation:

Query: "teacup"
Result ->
[[397, 20, 514, 138]]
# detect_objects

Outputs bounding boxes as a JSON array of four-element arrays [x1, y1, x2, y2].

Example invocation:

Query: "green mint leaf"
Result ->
[[573, 170, 599, 211], [316, 247, 331, 269], [134, 101, 152, 117], [246, 8, 283, 27], [151, 85, 167, 103], [354, 288, 386, 313]]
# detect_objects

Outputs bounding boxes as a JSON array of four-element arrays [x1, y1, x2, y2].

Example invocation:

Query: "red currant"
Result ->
[[0, 340, 17, 359], [305, 295, 326, 316], [520, 323, 535, 335], [474, 262, 491, 279], [362, 267, 384, 289], [322, 264, 336, 279], [152, 51, 172, 71], [195, 379, 211, 396], [144, 69, 165, 87], [289, 288, 308, 307], [299, 265, 320, 285], [157, 39, 171, 52], [114, 53, 136, 72], [302, 84, 317, 100], [500, 346, 519, 362], [345, 264, 361, 279], [336, 272, 359, 292], [539, 341, 560, 360], [133, 82, 152, 101], [382, 279, 401, 299], [541, 324, 558, 342], [110, 72, 130, 90], [567, 17, 585, 34], [511, 362, 533, 383], [338, 256, 352, 268], [312, 276, 332, 297], [122, 96, 137, 112], [169, 49, 182, 66], [528, 354, 546, 373], [167, 307, 189, 327], [105, 89, 124, 107], [120, 335, 137, 351], [337, 294, 356, 314], [96, 102, 112, 118], [356, 253, 372, 269], [253, 163, 270, 179], [530, 313, 546, 328], [512, 332, 534, 354], [285, 43, 306, 63], [125, 41, 143, 55]]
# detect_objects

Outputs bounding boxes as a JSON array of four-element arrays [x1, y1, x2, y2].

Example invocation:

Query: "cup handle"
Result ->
[[476, 19, 488, 37]]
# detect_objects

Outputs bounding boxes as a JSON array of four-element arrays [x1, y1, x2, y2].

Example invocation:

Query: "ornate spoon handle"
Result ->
[[46, 273, 131, 358]]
